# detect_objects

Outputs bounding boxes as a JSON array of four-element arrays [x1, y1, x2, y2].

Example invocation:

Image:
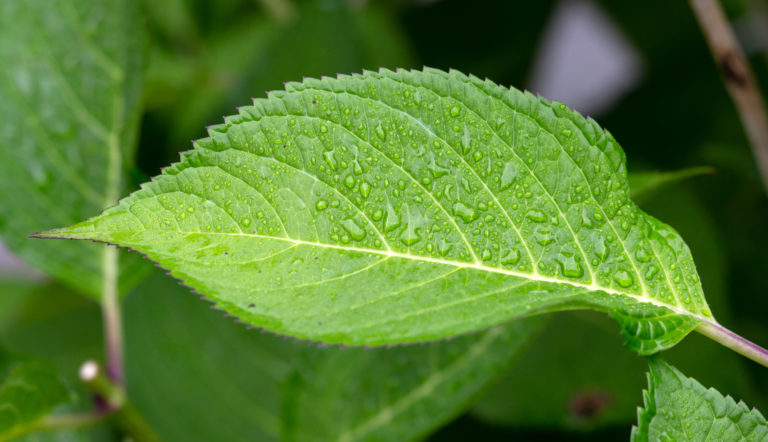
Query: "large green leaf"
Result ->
[[0, 0, 148, 297], [124, 271, 543, 442], [0, 360, 70, 441], [632, 358, 768, 441], [281, 318, 544, 442], [42, 68, 716, 352], [123, 272, 294, 442]]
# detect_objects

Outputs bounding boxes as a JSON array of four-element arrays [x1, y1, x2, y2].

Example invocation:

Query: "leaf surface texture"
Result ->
[[47, 68, 715, 351]]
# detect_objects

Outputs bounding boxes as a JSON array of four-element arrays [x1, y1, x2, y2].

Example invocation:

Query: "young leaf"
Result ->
[[282, 317, 545, 442], [632, 358, 768, 441], [0, 361, 70, 441], [40, 68, 722, 352], [0, 0, 148, 297]]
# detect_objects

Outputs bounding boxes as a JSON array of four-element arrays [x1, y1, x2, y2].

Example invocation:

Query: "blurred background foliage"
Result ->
[[2, 0, 768, 440]]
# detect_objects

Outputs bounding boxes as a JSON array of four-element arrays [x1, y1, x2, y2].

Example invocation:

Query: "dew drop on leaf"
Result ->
[[613, 270, 634, 288], [340, 219, 366, 241], [452, 202, 478, 223]]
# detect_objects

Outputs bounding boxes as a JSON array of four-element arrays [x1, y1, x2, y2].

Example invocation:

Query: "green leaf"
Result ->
[[123, 272, 294, 442], [0, 361, 70, 441], [632, 358, 768, 441], [281, 318, 545, 442], [0, 0, 149, 298], [628, 167, 714, 203], [472, 186, 766, 429], [41, 67, 716, 352], [124, 270, 543, 442]]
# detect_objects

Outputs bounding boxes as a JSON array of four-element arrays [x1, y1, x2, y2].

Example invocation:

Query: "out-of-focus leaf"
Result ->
[[0, 278, 40, 333], [123, 272, 295, 442], [0, 0, 150, 298], [628, 167, 714, 203], [281, 318, 545, 442], [632, 358, 768, 441], [124, 271, 544, 442], [0, 360, 70, 441], [0, 286, 103, 380]]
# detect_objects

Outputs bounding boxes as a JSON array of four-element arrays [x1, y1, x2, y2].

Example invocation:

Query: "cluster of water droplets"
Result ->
[[139, 70, 712, 318]]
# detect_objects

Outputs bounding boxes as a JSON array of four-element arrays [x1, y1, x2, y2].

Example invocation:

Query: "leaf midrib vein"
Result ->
[[133, 226, 711, 324]]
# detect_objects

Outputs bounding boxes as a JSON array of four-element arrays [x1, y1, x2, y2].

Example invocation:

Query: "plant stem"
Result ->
[[79, 360, 161, 442], [689, 0, 768, 195], [101, 246, 123, 385], [697, 322, 768, 368]]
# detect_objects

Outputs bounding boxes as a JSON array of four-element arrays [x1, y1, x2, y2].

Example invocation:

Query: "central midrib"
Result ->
[[146, 229, 713, 324]]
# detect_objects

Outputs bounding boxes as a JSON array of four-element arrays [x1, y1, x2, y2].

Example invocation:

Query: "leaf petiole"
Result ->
[[696, 321, 768, 368]]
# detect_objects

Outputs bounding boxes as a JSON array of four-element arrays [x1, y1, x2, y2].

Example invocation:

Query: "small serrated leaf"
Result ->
[[42, 68, 719, 352], [632, 358, 768, 441]]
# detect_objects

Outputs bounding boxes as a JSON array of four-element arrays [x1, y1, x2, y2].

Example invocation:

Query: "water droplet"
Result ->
[[428, 156, 449, 178], [461, 126, 472, 154], [340, 219, 366, 241], [482, 248, 492, 261], [384, 205, 401, 232], [613, 270, 634, 288], [399, 226, 421, 246], [438, 239, 452, 256], [534, 229, 553, 246], [473, 151, 483, 161], [371, 208, 383, 221], [452, 202, 478, 223], [557, 252, 584, 278], [450, 105, 460, 117], [635, 247, 650, 262], [320, 124, 328, 133], [501, 248, 520, 265], [360, 181, 371, 198], [344, 175, 355, 189], [375, 123, 386, 141], [323, 151, 337, 170], [593, 236, 608, 261], [316, 199, 328, 211], [241, 218, 251, 227], [526, 210, 547, 223], [500, 162, 518, 190]]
